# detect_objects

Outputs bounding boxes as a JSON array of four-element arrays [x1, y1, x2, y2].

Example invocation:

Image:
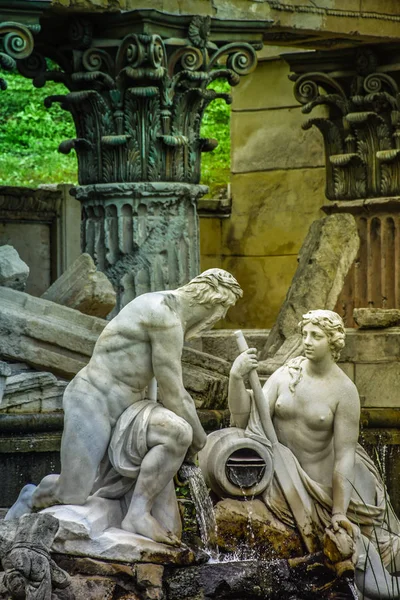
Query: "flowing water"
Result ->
[[179, 463, 218, 557], [345, 577, 359, 600]]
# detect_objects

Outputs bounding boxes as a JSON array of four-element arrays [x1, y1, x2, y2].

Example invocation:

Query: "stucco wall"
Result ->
[[200, 48, 327, 329]]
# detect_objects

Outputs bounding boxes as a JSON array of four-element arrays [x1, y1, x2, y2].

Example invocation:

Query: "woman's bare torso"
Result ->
[[270, 363, 346, 486]]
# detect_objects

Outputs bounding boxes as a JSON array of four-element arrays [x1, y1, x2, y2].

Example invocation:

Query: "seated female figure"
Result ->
[[229, 310, 400, 595]]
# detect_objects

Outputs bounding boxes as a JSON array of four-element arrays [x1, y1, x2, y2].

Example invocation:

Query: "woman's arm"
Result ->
[[228, 348, 258, 428], [332, 379, 360, 535]]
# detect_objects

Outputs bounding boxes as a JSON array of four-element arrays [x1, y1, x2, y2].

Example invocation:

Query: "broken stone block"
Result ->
[[261, 213, 359, 360], [0, 286, 106, 379], [353, 308, 400, 329], [0, 370, 67, 413], [41, 253, 116, 318], [44, 499, 196, 565], [0, 245, 29, 291]]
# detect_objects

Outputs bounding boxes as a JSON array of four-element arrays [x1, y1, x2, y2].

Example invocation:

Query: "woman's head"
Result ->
[[298, 310, 345, 362]]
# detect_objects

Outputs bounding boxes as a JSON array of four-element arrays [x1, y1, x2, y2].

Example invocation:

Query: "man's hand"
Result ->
[[231, 348, 258, 379], [332, 513, 355, 538]]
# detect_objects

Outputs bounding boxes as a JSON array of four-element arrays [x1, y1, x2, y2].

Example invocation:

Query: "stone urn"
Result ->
[[198, 428, 273, 498]]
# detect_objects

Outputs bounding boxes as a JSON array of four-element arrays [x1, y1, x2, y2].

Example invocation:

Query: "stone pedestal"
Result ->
[[74, 182, 207, 309]]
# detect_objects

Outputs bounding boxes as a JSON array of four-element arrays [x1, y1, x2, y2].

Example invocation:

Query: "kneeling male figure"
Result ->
[[8, 269, 242, 545]]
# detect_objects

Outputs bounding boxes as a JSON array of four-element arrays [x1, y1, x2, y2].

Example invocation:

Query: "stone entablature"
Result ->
[[45, 1, 400, 50]]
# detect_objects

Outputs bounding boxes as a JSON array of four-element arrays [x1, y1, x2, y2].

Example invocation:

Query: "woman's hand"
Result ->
[[331, 513, 356, 538], [231, 348, 258, 380]]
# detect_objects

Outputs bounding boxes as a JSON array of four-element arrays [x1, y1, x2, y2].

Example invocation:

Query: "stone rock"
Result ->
[[136, 564, 164, 600], [353, 308, 400, 329], [0, 361, 11, 403], [68, 576, 117, 600], [0, 369, 67, 413], [0, 245, 29, 291], [165, 559, 278, 600], [214, 498, 303, 560], [42, 253, 116, 318], [261, 213, 359, 360], [43, 498, 196, 565]]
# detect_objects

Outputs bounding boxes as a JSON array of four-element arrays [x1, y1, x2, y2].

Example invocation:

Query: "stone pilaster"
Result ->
[[286, 45, 400, 323], [15, 11, 264, 304]]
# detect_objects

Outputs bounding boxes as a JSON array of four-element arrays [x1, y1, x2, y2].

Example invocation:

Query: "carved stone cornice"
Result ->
[[266, 1, 400, 23], [285, 45, 400, 201], [15, 11, 265, 186], [0, 20, 39, 89]]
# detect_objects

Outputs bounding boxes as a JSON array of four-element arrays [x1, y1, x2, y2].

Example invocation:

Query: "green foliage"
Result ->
[[0, 71, 231, 190], [200, 79, 231, 196], [0, 70, 77, 186]]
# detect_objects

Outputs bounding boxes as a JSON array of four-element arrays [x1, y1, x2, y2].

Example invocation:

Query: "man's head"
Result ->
[[178, 268, 243, 308], [177, 269, 243, 339], [298, 309, 345, 362]]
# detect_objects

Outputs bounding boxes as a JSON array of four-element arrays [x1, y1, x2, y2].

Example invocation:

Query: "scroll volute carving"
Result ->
[[0, 21, 39, 90], [288, 48, 400, 201], [17, 16, 261, 186]]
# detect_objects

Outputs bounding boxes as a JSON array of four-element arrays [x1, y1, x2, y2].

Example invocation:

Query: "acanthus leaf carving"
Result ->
[[15, 18, 259, 185], [288, 48, 400, 200]]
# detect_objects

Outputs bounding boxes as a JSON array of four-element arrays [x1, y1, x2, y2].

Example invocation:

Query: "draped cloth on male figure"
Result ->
[[90, 399, 180, 536], [242, 393, 400, 569]]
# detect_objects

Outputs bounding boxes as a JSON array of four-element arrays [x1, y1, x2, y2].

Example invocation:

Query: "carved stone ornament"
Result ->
[[286, 46, 400, 201], [0, 21, 39, 90], [17, 14, 261, 186], [1, 513, 72, 600]]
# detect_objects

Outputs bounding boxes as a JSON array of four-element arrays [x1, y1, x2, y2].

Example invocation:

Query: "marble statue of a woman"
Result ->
[[229, 309, 400, 597]]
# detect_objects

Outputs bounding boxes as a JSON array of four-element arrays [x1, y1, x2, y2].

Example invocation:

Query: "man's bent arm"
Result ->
[[150, 325, 207, 453]]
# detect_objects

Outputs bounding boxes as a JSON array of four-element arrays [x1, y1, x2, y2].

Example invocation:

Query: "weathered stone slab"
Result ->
[[355, 363, 400, 408], [225, 169, 326, 257], [0, 245, 29, 291], [221, 254, 299, 329], [232, 58, 300, 112], [44, 499, 196, 565], [200, 329, 270, 363], [341, 329, 400, 363], [261, 214, 359, 359], [0, 370, 67, 413], [231, 107, 325, 174], [353, 308, 400, 329], [0, 286, 106, 379], [42, 253, 116, 318]]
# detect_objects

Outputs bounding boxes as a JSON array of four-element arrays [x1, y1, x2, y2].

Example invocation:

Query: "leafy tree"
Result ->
[[0, 71, 231, 193], [0, 71, 77, 186]]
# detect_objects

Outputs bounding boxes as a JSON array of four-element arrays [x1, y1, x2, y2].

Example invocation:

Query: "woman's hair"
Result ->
[[298, 309, 346, 362], [178, 268, 243, 307]]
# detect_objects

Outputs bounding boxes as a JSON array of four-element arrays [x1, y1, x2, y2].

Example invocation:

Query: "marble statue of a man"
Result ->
[[8, 268, 242, 546]]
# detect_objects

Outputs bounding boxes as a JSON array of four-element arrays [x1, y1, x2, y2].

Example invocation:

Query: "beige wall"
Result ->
[[200, 50, 327, 329]]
